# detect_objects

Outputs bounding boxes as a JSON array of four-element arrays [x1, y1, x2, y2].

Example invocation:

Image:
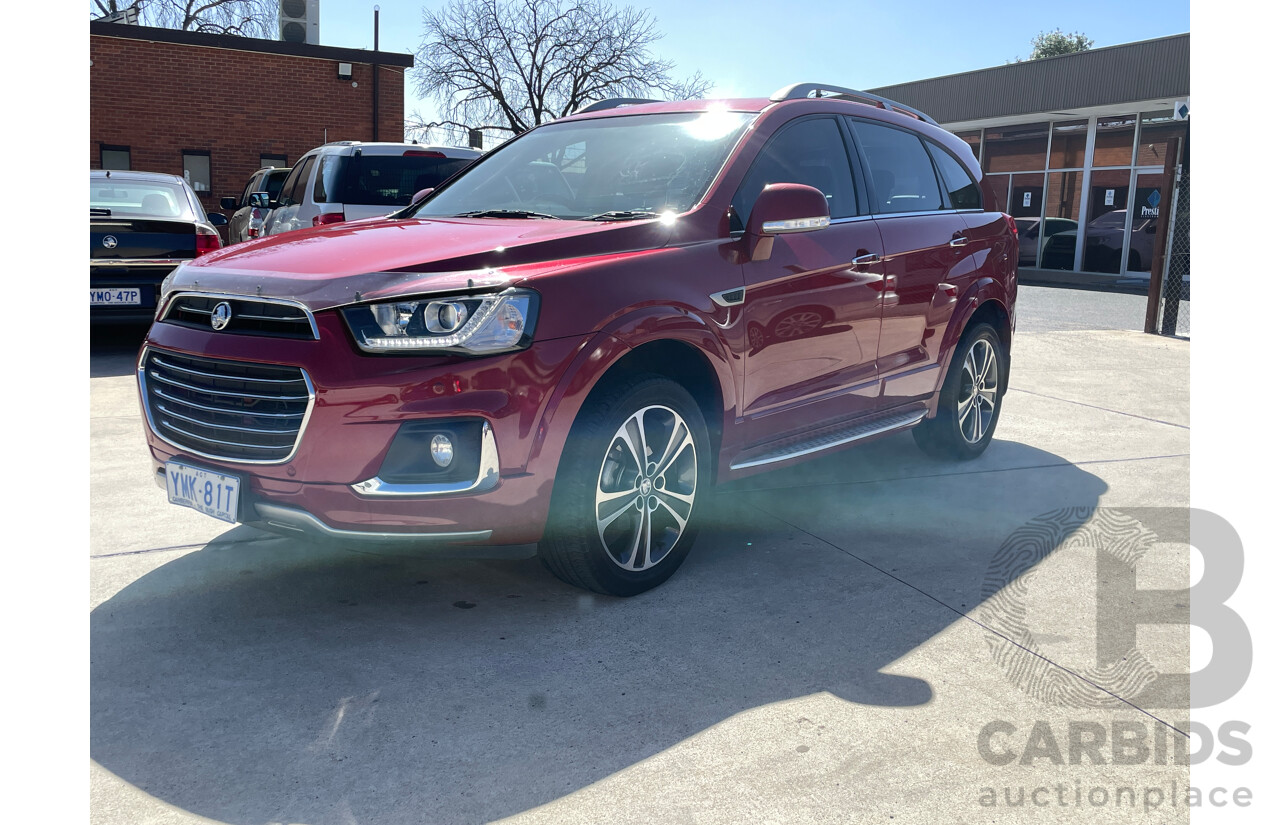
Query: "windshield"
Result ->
[[410, 110, 755, 220], [90, 177, 197, 220]]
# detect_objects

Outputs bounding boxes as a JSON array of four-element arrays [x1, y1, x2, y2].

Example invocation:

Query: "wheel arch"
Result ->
[[938, 279, 1013, 396]]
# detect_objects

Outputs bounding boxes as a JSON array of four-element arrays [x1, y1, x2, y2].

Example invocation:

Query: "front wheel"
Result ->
[[913, 323, 1006, 460], [539, 376, 709, 596]]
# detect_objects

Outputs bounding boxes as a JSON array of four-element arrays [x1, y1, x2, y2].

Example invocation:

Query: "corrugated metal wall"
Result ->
[[868, 34, 1189, 125]]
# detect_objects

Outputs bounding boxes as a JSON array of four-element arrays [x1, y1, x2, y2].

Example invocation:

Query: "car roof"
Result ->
[[89, 169, 187, 185], [306, 142, 482, 158]]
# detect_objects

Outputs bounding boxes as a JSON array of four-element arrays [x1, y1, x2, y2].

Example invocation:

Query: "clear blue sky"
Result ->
[[312, 0, 1189, 126]]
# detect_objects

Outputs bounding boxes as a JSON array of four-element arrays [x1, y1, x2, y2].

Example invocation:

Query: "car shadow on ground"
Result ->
[[90, 324, 150, 378], [91, 437, 1107, 824]]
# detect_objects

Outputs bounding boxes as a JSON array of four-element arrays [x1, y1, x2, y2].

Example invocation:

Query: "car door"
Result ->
[[849, 119, 975, 405], [734, 116, 886, 447]]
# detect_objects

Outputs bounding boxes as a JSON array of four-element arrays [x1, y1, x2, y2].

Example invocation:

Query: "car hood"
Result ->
[[169, 215, 679, 311]]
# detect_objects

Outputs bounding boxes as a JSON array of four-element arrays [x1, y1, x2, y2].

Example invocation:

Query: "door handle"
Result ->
[[949, 236, 968, 247], [852, 253, 881, 266]]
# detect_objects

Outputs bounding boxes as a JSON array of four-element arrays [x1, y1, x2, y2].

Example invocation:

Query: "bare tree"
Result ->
[[92, 0, 276, 37], [412, 0, 711, 139]]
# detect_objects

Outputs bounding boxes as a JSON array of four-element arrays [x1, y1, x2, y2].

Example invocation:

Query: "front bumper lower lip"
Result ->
[[153, 470, 494, 546]]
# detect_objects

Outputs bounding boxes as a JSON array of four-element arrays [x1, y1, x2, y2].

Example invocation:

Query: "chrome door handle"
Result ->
[[852, 253, 881, 265], [949, 236, 968, 247]]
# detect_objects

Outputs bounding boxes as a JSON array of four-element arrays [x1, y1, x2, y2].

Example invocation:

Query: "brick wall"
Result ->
[[90, 34, 407, 219]]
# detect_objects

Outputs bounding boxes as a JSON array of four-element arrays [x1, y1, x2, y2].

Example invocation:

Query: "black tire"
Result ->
[[912, 323, 1007, 460], [539, 375, 710, 596]]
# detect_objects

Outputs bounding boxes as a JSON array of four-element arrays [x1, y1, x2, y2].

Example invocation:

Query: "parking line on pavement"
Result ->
[[1007, 387, 1190, 429]]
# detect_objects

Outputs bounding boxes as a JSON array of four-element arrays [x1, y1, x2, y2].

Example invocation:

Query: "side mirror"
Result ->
[[412, 187, 434, 204], [206, 213, 229, 227], [220, 197, 238, 210], [248, 192, 272, 209], [744, 183, 831, 262]]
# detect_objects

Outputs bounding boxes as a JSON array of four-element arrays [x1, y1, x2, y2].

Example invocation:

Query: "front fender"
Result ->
[[524, 306, 739, 480]]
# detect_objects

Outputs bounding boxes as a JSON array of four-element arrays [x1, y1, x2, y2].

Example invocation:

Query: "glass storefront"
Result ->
[[959, 111, 1186, 274]]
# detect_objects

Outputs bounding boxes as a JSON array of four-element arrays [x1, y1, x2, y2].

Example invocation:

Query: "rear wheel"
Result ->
[[539, 376, 709, 596], [913, 323, 1006, 460]]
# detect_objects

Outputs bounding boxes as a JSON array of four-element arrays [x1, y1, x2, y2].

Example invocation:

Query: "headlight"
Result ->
[[342, 288, 539, 355], [155, 267, 181, 319]]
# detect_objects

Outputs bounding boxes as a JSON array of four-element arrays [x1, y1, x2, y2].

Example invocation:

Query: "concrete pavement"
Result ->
[[90, 288, 1192, 824]]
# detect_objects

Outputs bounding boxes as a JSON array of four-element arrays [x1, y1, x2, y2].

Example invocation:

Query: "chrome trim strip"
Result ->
[[252, 502, 493, 546], [139, 346, 317, 465], [152, 386, 306, 419], [149, 370, 310, 401], [155, 403, 298, 436], [159, 421, 293, 452], [91, 258, 188, 267], [151, 355, 307, 385], [161, 292, 320, 340], [351, 421, 501, 497], [730, 409, 927, 470]]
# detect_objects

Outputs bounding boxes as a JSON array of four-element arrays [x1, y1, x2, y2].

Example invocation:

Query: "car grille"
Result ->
[[140, 349, 313, 463], [162, 294, 317, 339]]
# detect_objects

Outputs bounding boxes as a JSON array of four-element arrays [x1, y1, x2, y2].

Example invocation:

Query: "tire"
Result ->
[[538, 375, 709, 596], [913, 323, 1007, 460]]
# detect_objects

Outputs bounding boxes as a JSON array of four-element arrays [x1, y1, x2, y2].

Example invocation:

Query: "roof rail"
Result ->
[[572, 97, 661, 115], [769, 83, 938, 126]]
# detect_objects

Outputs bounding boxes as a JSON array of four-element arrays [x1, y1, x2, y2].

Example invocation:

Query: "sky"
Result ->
[[310, 0, 1191, 129]]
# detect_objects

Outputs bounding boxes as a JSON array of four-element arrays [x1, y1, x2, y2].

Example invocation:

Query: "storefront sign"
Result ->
[[1023, 192, 1032, 208], [1105, 189, 1115, 206]]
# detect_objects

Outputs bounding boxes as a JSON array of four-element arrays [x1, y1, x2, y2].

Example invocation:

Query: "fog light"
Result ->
[[430, 434, 454, 467]]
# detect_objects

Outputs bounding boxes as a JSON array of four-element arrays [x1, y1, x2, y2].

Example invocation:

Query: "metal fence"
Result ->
[[1155, 166, 1190, 336]]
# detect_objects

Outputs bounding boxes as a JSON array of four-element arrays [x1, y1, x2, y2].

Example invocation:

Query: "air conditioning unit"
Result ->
[[279, 0, 320, 45]]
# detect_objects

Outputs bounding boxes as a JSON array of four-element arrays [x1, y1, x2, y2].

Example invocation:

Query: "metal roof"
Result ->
[[89, 20, 415, 68], [867, 34, 1189, 126]]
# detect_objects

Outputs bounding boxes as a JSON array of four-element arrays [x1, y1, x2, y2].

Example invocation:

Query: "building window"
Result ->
[[981, 122, 1049, 173], [1091, 115, 1138, 168], [101, 145, 131, 170], [260, 153, 288, 169], [1048, 120, 1088, 169], [1136, 111, 1184, 168], [182, 151, 212, 192]]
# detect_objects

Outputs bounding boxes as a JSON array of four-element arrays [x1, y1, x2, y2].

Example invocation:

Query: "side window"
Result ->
[[731, 117, 858, 226], [240, 174, 257, 207], [850, 120, 944, 214], [280, 155, 315, 206], [926, 141, 982, 210], [313, 155, 335, 203]]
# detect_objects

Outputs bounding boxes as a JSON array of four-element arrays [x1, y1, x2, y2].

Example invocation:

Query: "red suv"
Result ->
[[139, 83, 1017, 596]]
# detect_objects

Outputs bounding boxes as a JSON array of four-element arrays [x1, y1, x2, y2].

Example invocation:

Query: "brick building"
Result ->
[[89, 21, 413, 219]]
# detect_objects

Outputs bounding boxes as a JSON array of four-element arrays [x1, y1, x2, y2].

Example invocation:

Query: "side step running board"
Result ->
[[729, 406, 928, 471]]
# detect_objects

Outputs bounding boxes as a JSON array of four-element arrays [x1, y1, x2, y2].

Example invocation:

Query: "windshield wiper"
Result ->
[[452, 209, 562, 220], [580, 210, 663, 221]]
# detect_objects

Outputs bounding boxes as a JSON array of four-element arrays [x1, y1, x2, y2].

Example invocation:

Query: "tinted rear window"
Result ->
[[331, 155, 473, 207], [90, 178, 196, 220]]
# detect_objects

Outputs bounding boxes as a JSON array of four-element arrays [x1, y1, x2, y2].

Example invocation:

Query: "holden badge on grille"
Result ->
[[211, 302, 233, 330]]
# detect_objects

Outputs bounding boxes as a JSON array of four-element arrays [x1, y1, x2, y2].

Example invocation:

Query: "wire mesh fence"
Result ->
[[1156, 166, 1190, 336]]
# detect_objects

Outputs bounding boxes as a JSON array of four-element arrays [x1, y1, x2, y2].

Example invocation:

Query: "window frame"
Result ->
[[729, 114, 867, 232], [100, 144, 131, 171], [259, 153, 289, 170], [181, 149, 213, 194], [923, 139, 984, 212], [845, 117, 949, 217]]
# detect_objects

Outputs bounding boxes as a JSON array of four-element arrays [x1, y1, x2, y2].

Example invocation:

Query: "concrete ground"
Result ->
[[90, 287, 1191, 824]]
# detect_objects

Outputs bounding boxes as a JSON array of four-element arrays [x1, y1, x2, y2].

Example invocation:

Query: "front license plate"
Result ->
[[166, 461, 241, 524], [90, 288, 141, 305]]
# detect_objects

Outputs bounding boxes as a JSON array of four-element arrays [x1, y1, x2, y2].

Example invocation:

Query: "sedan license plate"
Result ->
[[90, 288, 141, 305], [166, 462, 241, 524]]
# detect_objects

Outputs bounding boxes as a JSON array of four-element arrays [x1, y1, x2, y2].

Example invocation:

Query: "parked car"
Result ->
[[220, 165, 291, 244], [1039, 209, 1157, 273], [140, 84, 1017, 595], [1015, 217, 1077, 267], [259, 142, 481, 237], [90, 169, 226, 323]]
